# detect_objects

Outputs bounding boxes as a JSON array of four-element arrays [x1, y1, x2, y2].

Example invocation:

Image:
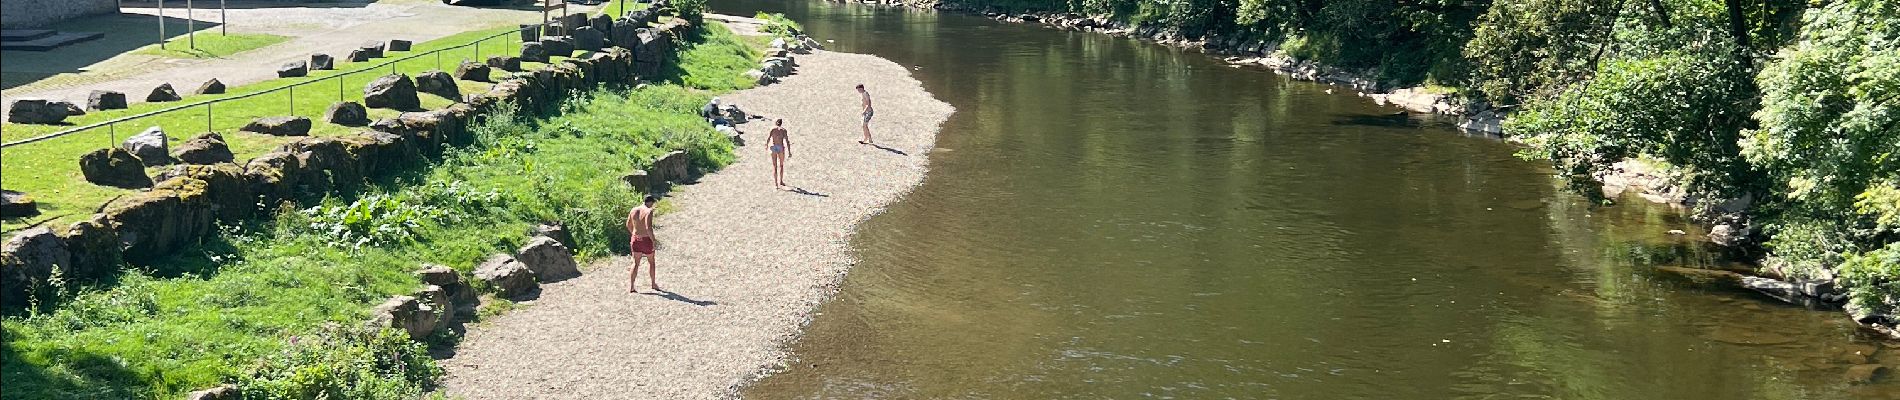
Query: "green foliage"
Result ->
[[1464, 0, 1620, 104], [1841, 243, 1900, 316], [756, 12, 805, 39], [133, 33, 291, 59], [237, 326, 441, 400], [674, 22, 765, 91]]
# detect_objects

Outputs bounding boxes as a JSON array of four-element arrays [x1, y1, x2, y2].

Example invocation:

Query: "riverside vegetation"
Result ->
[[0, 11, 761, 399], [896, 0, 1900, 330]]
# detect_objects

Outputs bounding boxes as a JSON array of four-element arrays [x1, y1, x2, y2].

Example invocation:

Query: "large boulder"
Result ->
[[184, 385, 239, 400], [416, 264, 478, 311], [325, 101, 370, 126], [7, 99, 67, 124], [518, 24, 541, 42], [0, 228, 69, 308], [79, 148, 152, 188], [486, 56, 521, 72], [196, 78, 226, 95], [172, 133, 234, 165], [517, 236, 580, 281], [571, 26, 605, 52], [368, 294, 438, 340], [542, 36, 575, 58], [277, 60, 309, 78], [359, 41, 386, 58], [242, 116, 312, 136], [122, 126, 174, 166], [89, 90, 127, 111], [310, 53, 335, 70], [520, 41, 549, 63], [147, 83, 182, 102], [591, 14, 613, 35], [653, 150, 691, 182], [530, 223, 576, 253], [455, 60, 492, 82], [346, 49, 371, 62], [59, 217, 121, 282], [609, 19, 640, 49], [150, 163, 255, 223], [474, 254, 537, 298], [363, 74, 420, 110], [388, 39, 412, 52], [414, 70, 461, 100], [52, 101, 84, 117], [1, 190, 38, 219]]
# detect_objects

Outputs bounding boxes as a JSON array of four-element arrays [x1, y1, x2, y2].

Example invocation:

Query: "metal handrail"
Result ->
[[2, 24, 537, 149]]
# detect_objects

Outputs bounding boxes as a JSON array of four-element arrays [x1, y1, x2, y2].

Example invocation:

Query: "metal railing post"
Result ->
[[206, 103, 213, 132], [288, 85, 296, 115]]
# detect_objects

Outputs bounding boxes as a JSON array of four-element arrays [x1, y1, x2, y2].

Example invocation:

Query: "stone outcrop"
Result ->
[[277, 60, 309, 78], [311, 53, 335, 70], [517, 236, 580, 281], [417, 264, 478, 311], [487, 55, 522, 72], [0, 228, 68, 308], [530, 222, 575, 252], [196, 78, 226, 95], [0, 190, 38, 219], [543, 36, 576, 58], [456, 60, 493, 82], [121, 126, 174, 166], [325, 101, 370, 126], [653, 150, 691, 183], [364, 74, 420, 110], [572, 26, 605, 52], [520, 41, 549, 63], [368, 290, 450, 340], [80, 148, 152, 188], [88, 90, 127, 110], [242, 116, 313, 136], [173, 133, 234, 165], [415, 70, 461, 100], [474, 254, 537, 299], [7, 99, 67, 124], [147, 83, 182, 102]]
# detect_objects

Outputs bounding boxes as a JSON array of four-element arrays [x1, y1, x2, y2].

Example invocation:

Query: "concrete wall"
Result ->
[[1, 0, 118, 29]]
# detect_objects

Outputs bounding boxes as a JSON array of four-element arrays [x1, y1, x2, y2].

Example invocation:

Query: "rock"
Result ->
[[518, 24, 541, 42], [517, 236, 580, 281], [0, 190, 38, 219], [746, 69, 773, 86], [242, 116, 312, 136], [277, 60, 308, 78], [388, 39, 412, 52], [622, 170, 653, 193], [363, 74, 420, 110], [368, 294, 440, 340], [347, 49, 371, 62], [414, 70, 461, 100], [543, 36, 575, 58], [122, 126, 174, 166], [653, 150, 690, 182], [195, 78, 226, 95], [591, 14, 613, 34], [722, 104, 749, 122], [1709, 223, 1748, 247], [474, 254, 537, 299], [310, 53, 335, 70], [325, 101, 370, 126], [572, 26, 605, 52], [487, 55, 522, 72], [172, 133, 234, 165], [762, 57, 794, 77], [360, 41, 385, 58], [1846, 364, 1888, 384], [147, 83, 182, 102], [0, 228, 68, 307], [88, 90, 128, 111], [7, 99, 67, 124], [50, 100, 84, 117], [530, 223, 576, 253], [79, 148, 153, 189], [416, 264, 478, 309], [520, 41, 549, 63], [455, 60, 492, 82], [184, 384, 239, 400]]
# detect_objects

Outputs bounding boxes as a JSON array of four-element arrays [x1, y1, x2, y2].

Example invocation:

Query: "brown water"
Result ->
[[708, 1, 1900, 398]]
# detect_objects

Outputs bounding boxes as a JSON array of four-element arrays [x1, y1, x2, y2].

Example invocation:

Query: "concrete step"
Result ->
[[0, 29, 56, 41], [0, 31, 104, 52]]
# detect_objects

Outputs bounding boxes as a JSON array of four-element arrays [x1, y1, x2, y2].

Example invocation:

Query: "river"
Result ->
[[707, 1, 1900, 398]]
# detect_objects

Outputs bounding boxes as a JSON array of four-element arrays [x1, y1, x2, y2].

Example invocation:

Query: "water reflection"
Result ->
[[712, 1, 1900, 398]]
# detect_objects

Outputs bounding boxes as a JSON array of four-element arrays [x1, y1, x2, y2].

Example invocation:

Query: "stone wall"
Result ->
[[0, 15, 690, 309], [1, 0, 116, 29]]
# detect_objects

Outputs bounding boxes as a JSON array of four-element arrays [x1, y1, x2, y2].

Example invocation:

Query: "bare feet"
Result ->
[[650, 284, 661, 292]]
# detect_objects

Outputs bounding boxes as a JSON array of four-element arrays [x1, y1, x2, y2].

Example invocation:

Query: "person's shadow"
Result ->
[[869, 143, 908, 156], [787, 186, 828, 197], [646, 289, 717, 306]]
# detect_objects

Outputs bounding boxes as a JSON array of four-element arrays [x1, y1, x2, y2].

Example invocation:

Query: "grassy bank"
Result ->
[[0, 20, 757, 399], [131, 33, 290, 59]]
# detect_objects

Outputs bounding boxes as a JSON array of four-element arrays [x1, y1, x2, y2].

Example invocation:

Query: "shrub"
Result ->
[[237, 326, 441, 400]]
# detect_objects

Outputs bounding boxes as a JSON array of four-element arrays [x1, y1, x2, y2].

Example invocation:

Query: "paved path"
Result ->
[[440, 49, 954, 399], [1, 0, 575, 119]]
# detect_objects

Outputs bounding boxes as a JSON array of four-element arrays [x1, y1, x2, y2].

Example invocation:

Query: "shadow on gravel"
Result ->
[[648, 289, 715, 306]]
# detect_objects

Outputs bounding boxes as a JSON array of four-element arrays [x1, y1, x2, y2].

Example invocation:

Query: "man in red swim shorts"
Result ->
[[626, 195, 659, 293]]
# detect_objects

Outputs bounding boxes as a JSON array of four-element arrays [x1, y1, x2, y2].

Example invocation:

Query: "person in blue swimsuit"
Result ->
[[768, 119, 792, 189]]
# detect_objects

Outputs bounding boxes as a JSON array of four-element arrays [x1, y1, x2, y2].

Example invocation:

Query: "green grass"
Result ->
[[1, 21, 755, 399], [675, 23, 763, 92], [0, 25, 608, 231], [131, 33, 290, 59]]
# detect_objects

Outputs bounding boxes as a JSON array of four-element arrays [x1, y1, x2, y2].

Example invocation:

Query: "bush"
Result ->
[[237, 326, 441, 400]]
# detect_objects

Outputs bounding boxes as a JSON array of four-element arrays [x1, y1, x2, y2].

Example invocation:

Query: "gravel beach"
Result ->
[[439, 47, 955, 399]]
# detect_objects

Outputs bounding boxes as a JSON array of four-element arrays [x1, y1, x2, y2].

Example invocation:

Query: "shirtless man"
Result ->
[[856, 84, 874, 145], [626, 195, 659, 293], [767, 119, 793, 189]]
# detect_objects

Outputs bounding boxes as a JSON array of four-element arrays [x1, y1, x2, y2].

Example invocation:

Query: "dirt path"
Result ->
[[2, 0, 578, 118], [439, 50, 954, 399]]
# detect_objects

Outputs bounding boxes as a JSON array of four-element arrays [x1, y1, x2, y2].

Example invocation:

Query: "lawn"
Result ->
[[131, 33, 289, 59], [1, 20, 755, 399], [0, 25, 584, 231]]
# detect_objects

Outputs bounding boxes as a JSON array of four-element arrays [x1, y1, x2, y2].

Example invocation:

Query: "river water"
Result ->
[[708, 1, 1899, 398]]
